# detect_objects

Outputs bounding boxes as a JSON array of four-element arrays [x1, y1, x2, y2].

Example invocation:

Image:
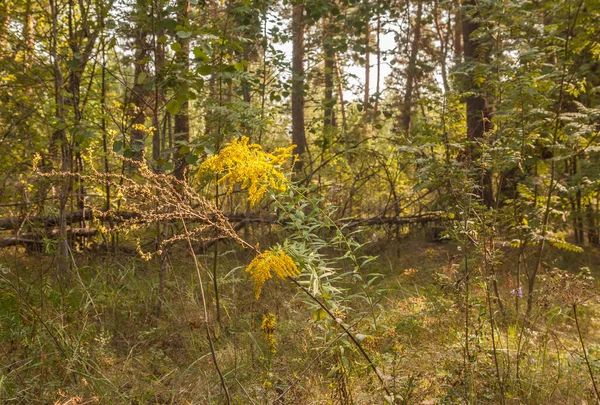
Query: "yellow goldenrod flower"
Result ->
[[261, 313, 278, 354], [198, 136, 294, 206], [261, 313, 277, 334], [247, 249, 299, 299]]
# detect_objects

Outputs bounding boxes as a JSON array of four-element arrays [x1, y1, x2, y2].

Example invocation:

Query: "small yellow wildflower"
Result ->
[[261, 313, 277, 334], [261, 313, 278, 354], [198, 136, 294, 206], [247, 249, 299, 299]]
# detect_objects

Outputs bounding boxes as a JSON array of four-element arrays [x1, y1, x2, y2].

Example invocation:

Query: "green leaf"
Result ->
[[176, 31, 192, 39], [185, 153, 198, 165], [137, 72, 147, 84], [197, 65, 212, 76], [166, 99, 182, 115], [170, 42, 182, 52], [113, 141, 123, 153], [193, 47, 210, 62]]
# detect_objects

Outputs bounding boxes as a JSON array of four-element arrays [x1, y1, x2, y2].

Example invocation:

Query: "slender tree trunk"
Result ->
[[364, 22, 371, 114], [334, 55, 348, 139], [292, 2, 307, 173], [586, 201, 599, 245], [22, 0, 35, 67], [454, 0, 462, 59], [323, 17, 336, 128], [173, 0, 190, 181], [0, 1, 10, 49], [50, 0, 70, 277], [130, 5, 149, 160], [401, 0, 423, 136], [152, 0, 165, 163], [433, 0, 451, 94], [374, 11, 381, 114], [462, 0, 494, 207]]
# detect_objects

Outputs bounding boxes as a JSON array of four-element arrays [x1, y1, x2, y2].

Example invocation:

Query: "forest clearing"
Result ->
[[1, 0, 600, 403]]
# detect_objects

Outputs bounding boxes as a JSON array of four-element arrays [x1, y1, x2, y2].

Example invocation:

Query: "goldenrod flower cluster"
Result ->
[[261, 313, 277, 354], [247, 249, 300, 299], [198, 136, 294, 206]]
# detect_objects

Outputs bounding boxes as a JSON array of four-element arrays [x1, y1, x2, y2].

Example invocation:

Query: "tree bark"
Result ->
[[462, 0, 494, 207], [292, 2, 307, 173], [173, 0, 191, 181], [364, 22, 371, 114], [401, 0, 423, 136], [131, 0, 150, 159], [323, 17, 336, 128]]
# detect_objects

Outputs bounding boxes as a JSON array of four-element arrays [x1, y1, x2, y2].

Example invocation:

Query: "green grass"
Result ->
[[1, 235, 599, 404]]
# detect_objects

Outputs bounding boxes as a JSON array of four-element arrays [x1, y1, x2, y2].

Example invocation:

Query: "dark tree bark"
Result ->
[[401, 0, 423, 136], [374, 10, 381, 114], [152, 0, 166, 163], [0, 1, 10, 48], [173, 0, 190, 181], [50, 0, 70, 277], [292, 2, 307, 173], [454, 0, 462, 59], [323, 17, 336, 128], [131, 0, 150, 158], [462, 0, 494, 207], [364, 22, 371, 114]]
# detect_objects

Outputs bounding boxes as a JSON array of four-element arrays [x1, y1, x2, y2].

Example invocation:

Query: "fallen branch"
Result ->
[[0, 209, 446, 231], [0, 228, 98, 248]]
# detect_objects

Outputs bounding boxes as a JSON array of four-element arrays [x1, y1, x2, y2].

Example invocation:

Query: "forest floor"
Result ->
[[1, 232, 599, 404]]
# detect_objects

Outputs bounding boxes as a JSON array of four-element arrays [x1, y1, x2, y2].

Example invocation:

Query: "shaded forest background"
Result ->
[[1, 0, 600, 403]]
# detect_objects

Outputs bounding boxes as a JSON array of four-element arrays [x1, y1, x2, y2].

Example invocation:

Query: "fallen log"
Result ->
[[0, 209, 446, 231], [0, 228, 98, 249]]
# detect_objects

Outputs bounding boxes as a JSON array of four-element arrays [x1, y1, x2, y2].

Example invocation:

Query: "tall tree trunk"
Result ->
[[587, 201, 599, 245], [433, 0, 451, 94], [364, 22, 371, 114], [454, 0, 462, 59], [0, 0, 10, 49], [152, 0, 165, 163], [334, 55, 348, 139], [173, 0, 190, 181], [462, 0, 494, 207], [374, 11, 381, 114], [291, 2, 307, 173], [50, 0, 70, 277], [323, 17, 336, 128], [131, 0, 149, 159], [22, 0, 35, 67], [401, 0, 423, 136]]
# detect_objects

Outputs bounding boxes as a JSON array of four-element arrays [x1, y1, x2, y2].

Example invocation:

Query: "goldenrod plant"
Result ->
[[197, 136, 294, 206], [247, 248, 299, 298]]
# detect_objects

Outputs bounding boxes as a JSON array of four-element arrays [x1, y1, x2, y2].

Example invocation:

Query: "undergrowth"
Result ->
[[1, 234, 599, 404]]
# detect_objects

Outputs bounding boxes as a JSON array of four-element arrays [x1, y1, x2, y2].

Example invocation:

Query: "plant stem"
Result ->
[[288, 277, 392, 397], [180, 216, 231, 404], [573, 304, 600, 402]]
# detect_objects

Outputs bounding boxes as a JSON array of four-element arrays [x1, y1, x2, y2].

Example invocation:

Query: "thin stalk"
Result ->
[[180, 216, 231, 404], [288, 277, 391, 397], [527, 0, 585, 320], [573, 304, 600, 402]]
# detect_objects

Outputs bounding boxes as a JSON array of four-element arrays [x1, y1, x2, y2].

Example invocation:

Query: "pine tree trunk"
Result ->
[[323, 17, 336, 128], [462, 0, 494, 207], [292, 3, 307, 173], [401, 0, 423, 136]]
